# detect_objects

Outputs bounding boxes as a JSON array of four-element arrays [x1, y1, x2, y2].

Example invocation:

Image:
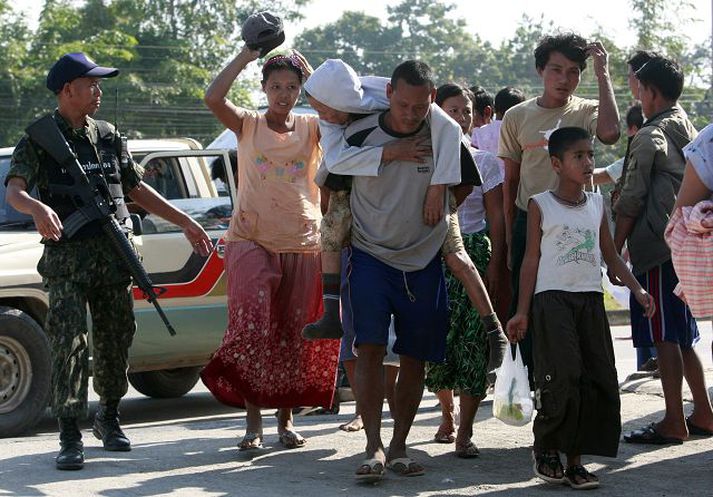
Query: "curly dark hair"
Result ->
[[534, 33, 588, 71]]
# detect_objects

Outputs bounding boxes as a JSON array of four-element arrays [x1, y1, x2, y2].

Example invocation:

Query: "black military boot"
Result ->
[[56, 417, 84, 470], [93, 400, 131, 451]]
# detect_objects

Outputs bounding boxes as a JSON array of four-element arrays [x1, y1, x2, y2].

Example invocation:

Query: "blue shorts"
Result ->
[[340, 248, 399, 365], [344, 246, 449, 362], [630, 260, 699, 349]]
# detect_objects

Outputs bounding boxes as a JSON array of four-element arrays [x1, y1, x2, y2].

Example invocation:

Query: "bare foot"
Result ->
[[653, 420, 689, 441], [339, 414, 363, 432], [687, 412, 713, 435]]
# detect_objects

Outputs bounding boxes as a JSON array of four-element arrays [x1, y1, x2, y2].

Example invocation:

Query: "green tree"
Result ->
[[297, 11, 403, 77], [628, 0, 696, 59], [298, 0, 497, 85], [0, 0, 32, 134], [1, 0, 307, 146], [489, 15, 555, 92]]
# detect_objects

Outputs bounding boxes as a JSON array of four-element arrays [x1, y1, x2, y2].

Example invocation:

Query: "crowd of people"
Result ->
[[195, 29, 713, 489], [6, 12, 713, 491]]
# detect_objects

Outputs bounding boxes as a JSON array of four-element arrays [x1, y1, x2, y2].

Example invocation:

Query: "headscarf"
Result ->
[[303, 59, 388, 114]]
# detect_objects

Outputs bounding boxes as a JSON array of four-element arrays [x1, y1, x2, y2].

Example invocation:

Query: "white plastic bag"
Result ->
[[492, 344, 533, 426]]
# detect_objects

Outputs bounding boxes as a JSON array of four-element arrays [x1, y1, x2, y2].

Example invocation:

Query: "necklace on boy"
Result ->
[[550, 191, 586, 207]]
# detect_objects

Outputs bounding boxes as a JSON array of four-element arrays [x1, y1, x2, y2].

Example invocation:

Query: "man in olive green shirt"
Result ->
[[615, 56, 713, 446]]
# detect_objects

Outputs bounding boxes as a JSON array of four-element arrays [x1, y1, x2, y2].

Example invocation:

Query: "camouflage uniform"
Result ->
[[7, 111, 144, 419]]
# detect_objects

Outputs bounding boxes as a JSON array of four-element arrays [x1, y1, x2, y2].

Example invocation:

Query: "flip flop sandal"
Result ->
[[278, 430, 307, 449], [686, 416, 713, 437], [532, 450, 565, 484], [238, 432, 263, 451], [623, 423, 684, 445], [339, 418, 364, 432], [355, 458, 385, 482], [564, 465, 600, 490], [434, 429, 456, 444], [454, 441, 480, 459], [386, 457, 425, 477]]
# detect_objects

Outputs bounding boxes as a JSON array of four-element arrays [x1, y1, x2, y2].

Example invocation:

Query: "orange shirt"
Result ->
[[225, 111, 322, 253]]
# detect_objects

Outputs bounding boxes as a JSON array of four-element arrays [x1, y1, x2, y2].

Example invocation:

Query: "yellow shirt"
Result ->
[[225, 111, 322, 253], [498, 96, 598, 211]]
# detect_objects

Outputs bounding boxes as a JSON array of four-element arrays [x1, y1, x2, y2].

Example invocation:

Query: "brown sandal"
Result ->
[[564, 465, 599, 490], [454, 441, 480, 458], [434, 428, 455, 443], [238, 432, 263, 451], [532, 450, 564, 484]]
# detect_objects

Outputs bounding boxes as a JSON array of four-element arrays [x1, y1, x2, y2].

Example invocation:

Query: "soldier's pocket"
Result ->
[[37, 245, 77, 279], [97, 244, 133, 286]]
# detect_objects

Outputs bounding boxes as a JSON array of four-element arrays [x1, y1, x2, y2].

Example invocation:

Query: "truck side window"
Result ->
[[142, 157, 186, 199], [138, 153, 233, 235]]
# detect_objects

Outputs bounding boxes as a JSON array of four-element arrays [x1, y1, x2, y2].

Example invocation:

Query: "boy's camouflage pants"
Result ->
[[38, 236, 137, 419]]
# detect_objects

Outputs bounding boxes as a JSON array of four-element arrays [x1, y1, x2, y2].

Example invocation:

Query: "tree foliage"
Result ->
[[296, 0, 710, 164], [0, 0, 306, 145], [0, 0, 708, 153]]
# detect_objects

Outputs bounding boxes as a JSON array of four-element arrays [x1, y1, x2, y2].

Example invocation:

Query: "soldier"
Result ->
[[4, 52, 212, 470]]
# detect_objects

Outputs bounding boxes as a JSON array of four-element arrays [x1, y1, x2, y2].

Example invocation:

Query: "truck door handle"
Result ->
[[215, 240, 225, 258]]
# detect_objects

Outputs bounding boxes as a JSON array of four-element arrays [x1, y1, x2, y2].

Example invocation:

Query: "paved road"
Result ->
[[1, 324, 711, 497]]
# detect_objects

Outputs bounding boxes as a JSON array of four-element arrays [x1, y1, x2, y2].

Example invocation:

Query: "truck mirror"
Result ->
[[130, 213, 143, 236]]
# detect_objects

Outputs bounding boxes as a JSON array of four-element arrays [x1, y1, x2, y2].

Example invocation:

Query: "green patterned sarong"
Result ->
[[425, 231, 490, 397]]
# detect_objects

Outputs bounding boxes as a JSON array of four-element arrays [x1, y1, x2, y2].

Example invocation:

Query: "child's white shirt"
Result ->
[[532, 191, 604, 294]]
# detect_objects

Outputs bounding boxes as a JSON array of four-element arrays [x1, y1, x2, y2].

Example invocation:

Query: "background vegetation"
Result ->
[[0, 0, 709, 165]]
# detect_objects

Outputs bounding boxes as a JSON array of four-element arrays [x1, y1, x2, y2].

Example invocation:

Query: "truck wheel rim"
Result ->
[[0, 336, 33, 414]]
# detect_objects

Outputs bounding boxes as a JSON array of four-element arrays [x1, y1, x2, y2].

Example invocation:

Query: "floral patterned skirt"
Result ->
[[425, 231, 491, 397], [201, 240, 340, 408]]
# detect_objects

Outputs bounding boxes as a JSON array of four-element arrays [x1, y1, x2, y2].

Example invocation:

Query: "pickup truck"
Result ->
[[0, 139, 236, 437]]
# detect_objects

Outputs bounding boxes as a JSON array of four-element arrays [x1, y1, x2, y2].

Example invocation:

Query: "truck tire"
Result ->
[[128, 366, 201, 398], [0, 307, 51, 438]]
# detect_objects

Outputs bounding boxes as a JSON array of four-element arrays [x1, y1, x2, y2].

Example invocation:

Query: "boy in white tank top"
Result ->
[[506, 127, 655, 490]]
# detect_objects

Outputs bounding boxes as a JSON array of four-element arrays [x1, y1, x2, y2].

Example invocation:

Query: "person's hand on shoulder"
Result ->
[[382, 136, 431, 163]]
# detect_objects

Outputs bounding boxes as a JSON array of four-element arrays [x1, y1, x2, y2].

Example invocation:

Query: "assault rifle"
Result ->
[[26, 115, 176, 336]]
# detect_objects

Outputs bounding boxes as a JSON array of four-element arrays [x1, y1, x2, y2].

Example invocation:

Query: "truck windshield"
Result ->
[[0, 156, 35, 228]]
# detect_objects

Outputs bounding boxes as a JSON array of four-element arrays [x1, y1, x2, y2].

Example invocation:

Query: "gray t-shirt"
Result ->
[[344, 113, 448, 272]]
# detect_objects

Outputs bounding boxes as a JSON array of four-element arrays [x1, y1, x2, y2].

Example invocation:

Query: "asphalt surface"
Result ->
[[1, 323, 712, 497]]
